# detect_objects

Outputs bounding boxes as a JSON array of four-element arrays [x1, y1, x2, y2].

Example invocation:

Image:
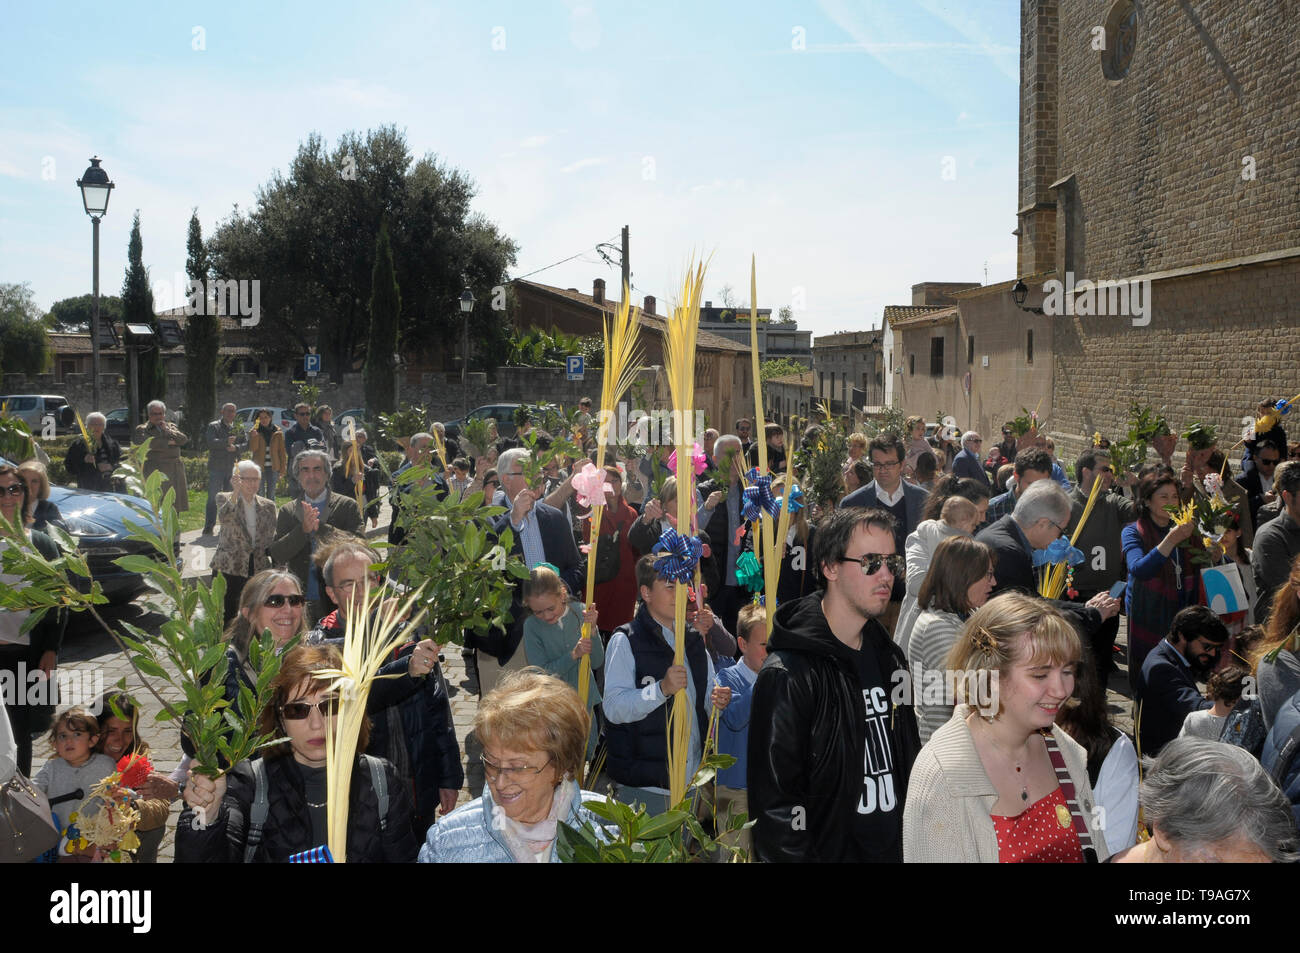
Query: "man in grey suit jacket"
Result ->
[[840, 432, 928, 635]]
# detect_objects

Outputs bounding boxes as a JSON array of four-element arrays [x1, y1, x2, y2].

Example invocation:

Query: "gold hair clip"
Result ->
[[969, 627, 998, 652]]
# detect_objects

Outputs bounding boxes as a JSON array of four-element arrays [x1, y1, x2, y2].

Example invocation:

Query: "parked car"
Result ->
[[0, 395, 76, 435], [2, 455, 179, 605], [235, 407, 295, 431], [105, 407, 134, 444], [334, 408, 368, 437], [443, 404, 521, 442]]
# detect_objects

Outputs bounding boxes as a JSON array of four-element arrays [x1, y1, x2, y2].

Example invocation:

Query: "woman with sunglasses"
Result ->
[[16, 459, 63, 532], [177, 643, 417, 862], [178, 570, 308, 764], [420, 668, 609, 862]]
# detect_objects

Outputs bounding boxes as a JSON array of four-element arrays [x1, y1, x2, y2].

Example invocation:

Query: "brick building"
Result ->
[[1015, 0, 1300, 461], [511, 278, 755, 435], [814, 330, 884, 419]]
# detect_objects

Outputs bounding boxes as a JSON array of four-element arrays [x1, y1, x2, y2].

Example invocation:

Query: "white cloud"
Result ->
[[520, 134, 551, 148], [560, 156, 608, 174]]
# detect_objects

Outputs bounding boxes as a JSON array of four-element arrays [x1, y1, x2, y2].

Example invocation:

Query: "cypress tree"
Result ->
[[182, 210, 220, 430], [121, 211, 163, 421], [364, 219, 401, 416]]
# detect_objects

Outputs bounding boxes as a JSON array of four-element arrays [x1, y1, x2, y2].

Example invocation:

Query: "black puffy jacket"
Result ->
[[175, 754, 417, 862], [748, 593, 921, 862]]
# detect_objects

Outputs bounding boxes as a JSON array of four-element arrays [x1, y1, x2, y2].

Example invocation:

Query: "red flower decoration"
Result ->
[[116, 752, 154, 790]]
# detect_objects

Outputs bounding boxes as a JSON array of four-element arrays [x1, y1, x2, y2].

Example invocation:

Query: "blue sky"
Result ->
[[0, 0, 1021, 338]]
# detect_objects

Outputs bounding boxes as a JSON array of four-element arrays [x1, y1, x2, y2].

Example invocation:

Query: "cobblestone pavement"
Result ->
[[27, 510, 1138, 861]]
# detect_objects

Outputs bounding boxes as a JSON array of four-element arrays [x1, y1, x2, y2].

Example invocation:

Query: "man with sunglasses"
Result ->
[[1241, 439, 1283, 528], [284, 403, 326, 499], [749, 507, 921, 862], [1065, 448, 1139, 682], [840, 431, 928, 637]]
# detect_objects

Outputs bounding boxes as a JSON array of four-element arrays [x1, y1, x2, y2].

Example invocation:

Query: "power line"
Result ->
[[510, 235, 621, 283]]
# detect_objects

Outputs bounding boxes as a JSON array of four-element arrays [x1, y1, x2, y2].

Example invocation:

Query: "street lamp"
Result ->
[[77, 157, 115, 410], [1010, 278, 1044, 315], [459, 287, 475, 416]]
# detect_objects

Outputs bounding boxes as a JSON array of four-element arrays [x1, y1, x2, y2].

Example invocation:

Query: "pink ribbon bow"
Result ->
[[668, 442, 708, 477], [571, 462, 613, 508]]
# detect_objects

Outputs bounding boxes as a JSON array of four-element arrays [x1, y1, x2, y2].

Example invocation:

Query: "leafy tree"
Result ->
[[122, 212, 164, 414], [364, 219, 401, 416], [777, 306, 795, 324], [760, 357, 808, 383], [45, 293, 124, 333], [207, 126, 517, 377], [0, 282, 50, 375], [183, 210, 220, 431]]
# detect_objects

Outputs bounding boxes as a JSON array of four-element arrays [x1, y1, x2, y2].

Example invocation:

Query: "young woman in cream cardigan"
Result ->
[[903, 592, 1109, 863]]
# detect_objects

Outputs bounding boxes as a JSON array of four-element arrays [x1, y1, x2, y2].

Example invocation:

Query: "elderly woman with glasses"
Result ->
[[1112, 737, 1297, 863], [420, 668, 609, 863], [65, 411, 122, 492], [177, 643, 417, 862], [211, 459, 279, 623], [15, 459, 63, 532]]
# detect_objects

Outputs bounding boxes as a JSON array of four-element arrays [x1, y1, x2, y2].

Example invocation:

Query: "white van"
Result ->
[[0, 394, 76, 434]]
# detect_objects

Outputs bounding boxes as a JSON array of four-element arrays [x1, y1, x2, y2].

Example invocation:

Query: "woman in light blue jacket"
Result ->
[[420, 668, 609, 863]]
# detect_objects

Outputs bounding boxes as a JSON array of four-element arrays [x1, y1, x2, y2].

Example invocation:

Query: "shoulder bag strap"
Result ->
[[363, 756, 388, 833], [244, 759, 270, 863], [1040, 730, 1098, 863]]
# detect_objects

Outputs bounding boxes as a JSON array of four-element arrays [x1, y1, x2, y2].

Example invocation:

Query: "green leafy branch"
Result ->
[[556, 754, 752, 863]]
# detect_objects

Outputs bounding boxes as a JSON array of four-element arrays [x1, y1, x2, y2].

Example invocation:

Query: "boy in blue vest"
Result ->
[[714, 601, 767, 853], [604, 555, 732, 815]]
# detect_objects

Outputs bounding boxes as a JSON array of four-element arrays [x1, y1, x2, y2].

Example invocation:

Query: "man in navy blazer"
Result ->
[[952, 431, 990, 489], [839, 432, 928, 634], [1135, 606, 1226, 756]]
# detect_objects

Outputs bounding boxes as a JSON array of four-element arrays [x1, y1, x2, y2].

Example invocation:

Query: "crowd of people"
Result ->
[[3, 395, 1299, 864]]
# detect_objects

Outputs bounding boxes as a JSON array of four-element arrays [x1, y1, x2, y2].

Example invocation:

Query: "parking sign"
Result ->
[[305, 353, 321, 377], [566, 355, 584, 381]]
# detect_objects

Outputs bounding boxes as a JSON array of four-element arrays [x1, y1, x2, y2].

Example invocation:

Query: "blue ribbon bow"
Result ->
[[1032, 536, 1085, 568], [742, 470, 780, 522], [652, 528, 703, 584], [778, 484, 805, 515]]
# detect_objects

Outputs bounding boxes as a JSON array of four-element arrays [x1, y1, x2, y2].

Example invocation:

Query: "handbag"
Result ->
[[593, 526, 622, 585], [0, 772, 61, 862]]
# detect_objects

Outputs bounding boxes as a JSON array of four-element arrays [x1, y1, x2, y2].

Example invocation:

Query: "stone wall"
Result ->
[[1049, 257, 1300, 466], [1055, 0, 1300, 278]]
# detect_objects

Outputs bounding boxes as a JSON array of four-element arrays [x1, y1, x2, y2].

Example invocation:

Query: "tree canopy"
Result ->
[[0, 282, 51, 376], [45, 293, 124, 333], [207, 126, 518, 378]]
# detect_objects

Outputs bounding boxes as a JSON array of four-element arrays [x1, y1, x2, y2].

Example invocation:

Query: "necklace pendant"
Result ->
[[1021, 789, 1029, 802]]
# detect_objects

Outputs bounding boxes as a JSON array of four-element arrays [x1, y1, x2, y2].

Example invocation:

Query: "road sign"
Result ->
[[305, 353, 321, 377], [566, 355, 584, 381]]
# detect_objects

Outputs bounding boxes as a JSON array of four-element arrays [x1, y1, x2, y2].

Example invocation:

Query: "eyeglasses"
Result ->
[[0, 485, 24, 497], [841, 554, 905, 577], [1259, 458, 1280, 467], [479, 754, 553, 782], [871, 458, 902, 470], [1045, 519, 1068, 536], [237, 475, 261, 483], [280, 697, 340, 720], [263, 593, 306, 608]]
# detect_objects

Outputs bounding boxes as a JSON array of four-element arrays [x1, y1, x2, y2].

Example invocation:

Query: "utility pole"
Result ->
[[621, 225, 630, 297]]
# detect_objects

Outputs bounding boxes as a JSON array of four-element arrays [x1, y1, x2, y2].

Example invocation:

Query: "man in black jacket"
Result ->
[[1135, 606, 1225, 756], [749, 507, 921, 862]]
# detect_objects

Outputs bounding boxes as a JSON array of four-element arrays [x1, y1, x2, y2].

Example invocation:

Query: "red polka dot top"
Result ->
[[991, 786, 1084, 864]]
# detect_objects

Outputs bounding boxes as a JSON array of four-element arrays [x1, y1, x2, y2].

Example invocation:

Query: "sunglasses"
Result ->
[[1259, 458, 1279, 467], [0, 485, 24, 497], [263, 593, 306, 608], [841, 554, 906, 577], [279, 697, 340, 720]]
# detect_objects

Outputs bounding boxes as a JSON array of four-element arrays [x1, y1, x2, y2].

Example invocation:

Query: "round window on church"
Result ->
[[1101, 0, 1138, 80]]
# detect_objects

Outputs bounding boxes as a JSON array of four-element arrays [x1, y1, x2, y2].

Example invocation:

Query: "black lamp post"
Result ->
[[459, 287, 475, 416], [1010, 278, 1044, 315], [76, 157, 115, 410]]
